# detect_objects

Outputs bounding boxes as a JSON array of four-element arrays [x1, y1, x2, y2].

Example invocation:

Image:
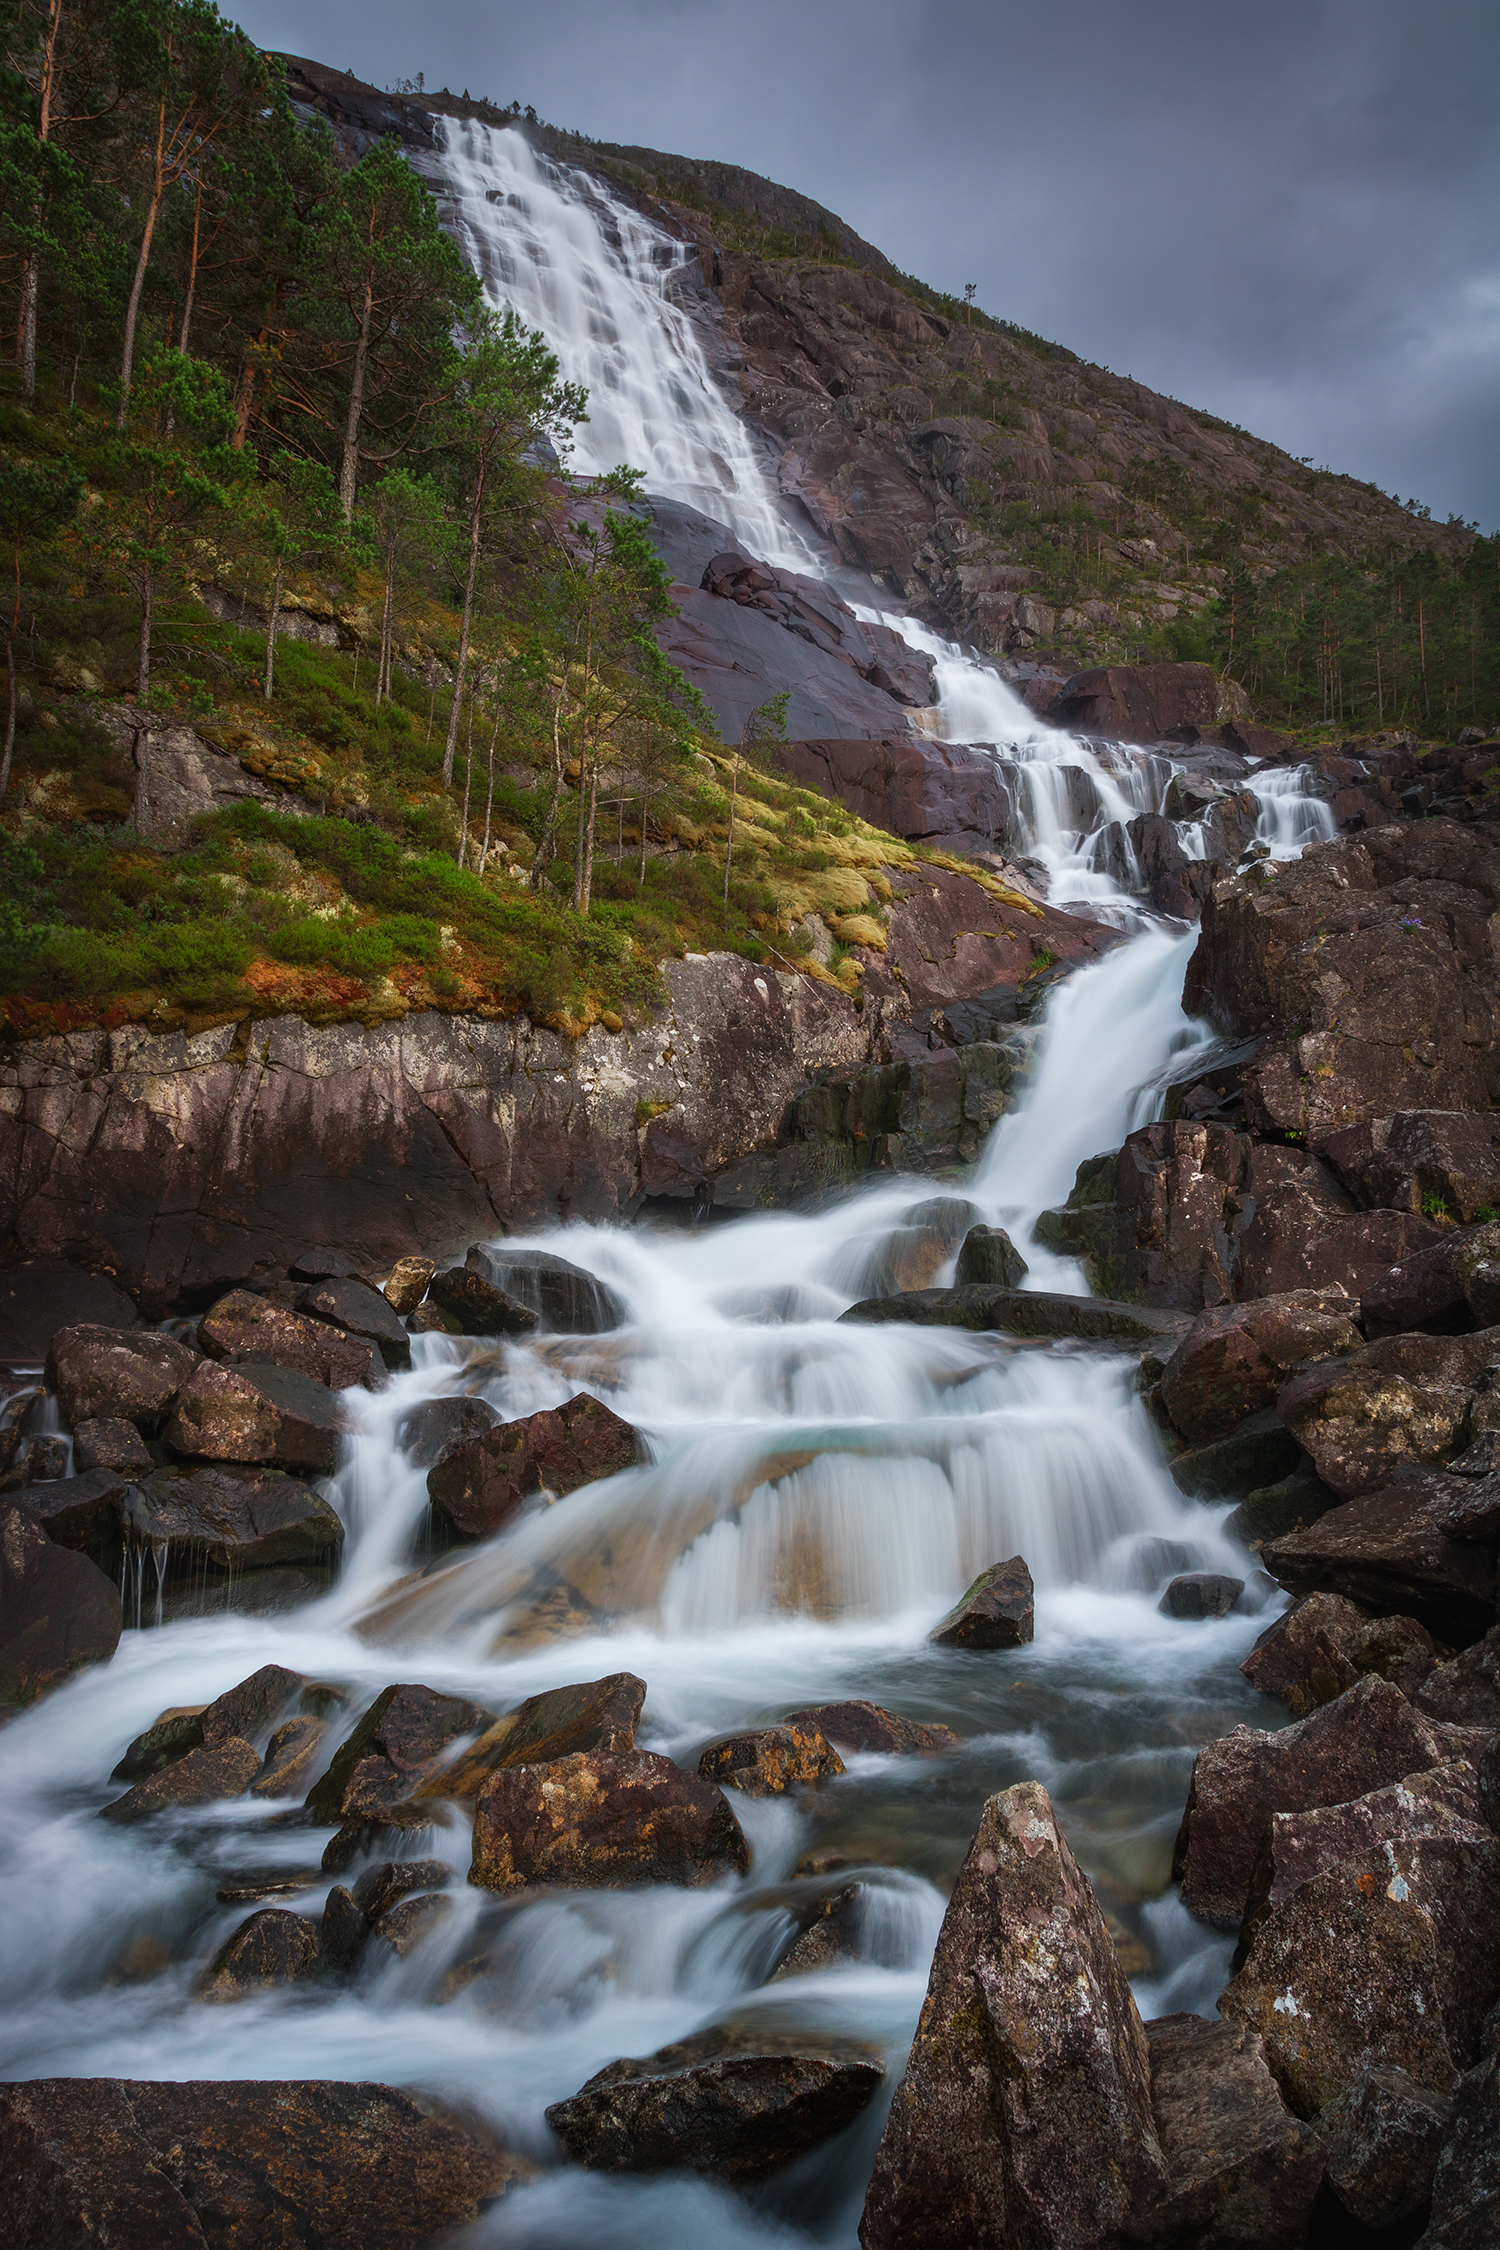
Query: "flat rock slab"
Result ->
[[471, 1749, 750, 1892], [930, 1554, 1034, 1648], [1140, 2012, 1325, 2249], [783, 1699, 959, 1756], [299, 1276, 411, 1366], [546, 2031, 882, 2182], [164, 1361, 343, 1475], [0, 1501, 120, 1710], [1261, 1471, 1499, 1645], [841, 1285, 1190, 1342], [0, 2076, 528, 2249], [197, 1289, 382, 1390]]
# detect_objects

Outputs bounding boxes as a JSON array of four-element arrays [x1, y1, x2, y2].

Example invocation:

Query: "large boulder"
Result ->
[[415, 1670, 647, 1799], [425, 1264, 538, 1337], [1361, 1230, 1478, 1338], [298, 1275, 411, 1367], [426, 1392, 640, 1542], [1276, 1330, 1500, 1499], [1261, 1469, 1499, 1645], [124, 1468, 344, 1582], [0, 1501, 121, 1709], [470, 1750, 750, 1892], [46, 1325, 199, 1432], [305, 1682, 497, 1822], [545, 2029, 882, 2182], [0, 2077, 525, 2248], [1318, 2063, 1454, 2231], [1136, 2012, 1326, 2249], [163, 1361, 343, 1474], [197, 1289, 381, 1389], [395, 1395, 499, 1467], [783, 1699, 959, 1756], [859, 1781, 1170, 2250], [199, 1908, 324, 2000], [1414, 1623, 1500, 1728], [1051, 660, 1244, 745], [698, 1722, 845, 1797], [929, 1555, 1034, 1648], [1318, 1110, 1500, 1224], [1172, 1674, 1461, 1927], [465, 1244, 627, 1334], [20, 1465, 136, 1574], [1159, 1290, 1361, 1443]]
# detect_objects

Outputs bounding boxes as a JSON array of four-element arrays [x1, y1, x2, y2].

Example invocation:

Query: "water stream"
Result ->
[[0, 117, 1335, 2247]]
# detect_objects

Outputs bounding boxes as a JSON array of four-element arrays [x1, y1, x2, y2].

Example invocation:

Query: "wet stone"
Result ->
[[164, 1360, 343, 1475], [465, 1243, 627, 1334], [198, 1908, 325, 2000], [420, 1670, 647, 1799], [353, 1858, 453, 1923], [112, 1710, 206, 1782], [71, 1417, 153, 1474], [697, 1721, 845, 1797], [395, 1394, 499, 1469], [1168, 1409, 1301, 1501], [21, 1465, 134, 1572], [382, 1254, 435, 1315], [287, 1245, 367, 1282], [46, 1324, 200, 1432], [214, 1866, 324, 1904], [369, 1891, 454, 1959], [196, 1288, 382, 1390], [1159, 1571, 1244, 1619], [99, 1736, 261, 1823], [426, 1264, 538, 1337], [251, 1713, 328, 1798], [470, 1749, 750, 1892], [0, 1500, 121, 1711], [320, 1883, 368, 1972], [320, 1806, 442, 1874], [304, 1682, 497, 1822], [929, 1554, 1034, 1648], [125, 1467, 344, 1580], [783, 1699, 959, 1757], [299, 1275, 411, 1367], [202, 1662, 303, 1746], [953, 1222, 1028, 1289], [427, 1392, 640, 1544]]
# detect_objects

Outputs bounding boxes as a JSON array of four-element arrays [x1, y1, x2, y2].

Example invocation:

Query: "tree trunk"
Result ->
[[0, 533, 20, 802], [577, 748, 601, 914], [230, 338, 263, 451], [530, 683, 568, 889], [376, 542, 395, 704], [478, 700, 502, 874], [177, 172, 203, 354], [441, 489, 483, 785], [19, 260, 38, 401], [118, 91, 168, 428], [137, 568, 153, 702], [338, 266, 374, 521], [457, 688, 475, 866], [263, 555, 283, 700]]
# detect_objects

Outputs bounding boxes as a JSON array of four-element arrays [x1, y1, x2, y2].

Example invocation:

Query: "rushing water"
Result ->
[[0, 118, 1333, 2247]]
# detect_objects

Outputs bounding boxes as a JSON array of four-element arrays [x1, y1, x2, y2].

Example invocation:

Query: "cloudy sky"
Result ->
[[240, 0, 1499, 531]]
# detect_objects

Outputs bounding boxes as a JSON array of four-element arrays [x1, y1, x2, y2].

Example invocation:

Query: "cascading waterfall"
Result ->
[[0, 113, 1344, 2250]]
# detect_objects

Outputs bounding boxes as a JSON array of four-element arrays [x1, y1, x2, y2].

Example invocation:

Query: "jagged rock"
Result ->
[[100, 1737, 261, 1822], [767, 1883, 867, 1980], [0, 1259, 139, 1360], [470, 1750, 750, 1892], [1261, 1469, 1499, 1645], [1480, 1739, 1500, 1834], [783, 1699, 959, 1756], [0, 1429, 69, 1488], [320, 1804, 441, 1873], [1362, 1230, 1478, 1338], [0, 2075, 526, 2247], [418, 1671, 647, 1798], [199, 1908, 324, 2000], [1220, 1829, 1500, 2113], [426, 1265, 537, 1337], [202, 1662, 305, 1745], [698, 1722, 845, 1797], [46, 1325, 199, 1431], [305, 1683, 497, 1821], [953, 1222, 1028, 1288], [1318, 1111, 1500, 1224], [395, 1395, 499, 1468], [367, 1891, 454, 1959], [545, 2029, 883, 2182], [1276, 1330, 1500, 1499], [352, 1858, 453, 1923], [842, 1284, 1188, 1340], [859, 1781, 1169, 2250], [251, 1714, 328, 1798], [163, 1360, 343, 1474], [0, 1501, 121, 1709], [929, 1555, 1034, 1648], [71, 1419, 153, 1474], [1137, 2012, 1326, 2248], [1160, 1572, 1243, 1619], [298, 1275, 411, 1367], [381, 1254, 434, 1314], [21, 1465, 135, 1572], [1415, 1623, 1500, 1728], [320, 1883, 368, 1973], [1172, 1674, 1459, 1927], [1169, 1408, 1302, 1500], [1159, 1290, 1361, 1443], [1241, 1592, 1443, 1714], [196, 1289, 382, 1389], [1419, 2046, 1500, 2248], [427, 1392, 640, 1542], [464, 1244, 627, 1334], [112, 1710, 207, 1783], [124, 1467, 344, 1581], [1319, 2063, 1453, 2229]]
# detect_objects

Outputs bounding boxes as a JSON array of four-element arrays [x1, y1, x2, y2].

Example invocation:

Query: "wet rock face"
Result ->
[[464, 1244, 627, 1334], [100, 1738, 262, 1823], [1319, 1109, 1500, 1225], [199, 1907, 324, 2000], [427, 1392, 640, 1543], [1159, 1289, 1361, 1444], [697, 1721, 845, 1797], [418, 1671, 648, 1798], [783, 1699, 959, 1756], [425, 1264, 538, 1337], [297, 1274, 411, 1366], [125, 1467, 344, 1582], [395, 1394, 499, 1468], [469, 1750, 751, 1892], [0, 1259, 140, 1360], [929, 1554, 1034, 1648], [1138, 2012, 1326, 2249], [163, 1360, 343, 1475], [305, 1683, 498, 1822], [545, 2030, 883, 2183], [0, 2075, 527, 2249], [0, 1501, 121, 1710], [771, 734, 1013, 861], [859, 1781, 1169, 2250], [1260, 1469, 1499, 1645], [953, 1222, 1028, 1288], [21, 1466, 135, 1574], [46, 1325, 199, 1432], [1241, 1591, 1442, 1715], [1415, 1622, 1500, 1727], [1172, 1674, 1457, 1928], [197, 1289, 383, 1390], [1159, 1571, 1243, 1619]]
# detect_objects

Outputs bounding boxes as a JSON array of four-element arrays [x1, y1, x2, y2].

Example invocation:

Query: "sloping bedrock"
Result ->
[[770, 736, 1012, 861], [1050, 661, 1252, 746]]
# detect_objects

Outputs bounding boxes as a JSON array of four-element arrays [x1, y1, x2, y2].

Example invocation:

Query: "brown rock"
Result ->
[[100, 1737, 261, 1823], [1172, 1674, 1456, 1927], [1361, 1229, 1476, 1338], [1415, 1623, 1500, 1728], [352, 1859, 453, 1922], [929, 1554, 1034, 1648], [0, 2076, 526, 2247], [1275, 1331, 1500, 1500], [859, 1781, 1169, 2250], [305, 1683, 496, 1822], [698, 1722, 845, 1797], [71, 1419, 153, 1474], [203, 1662, 304, 1745], [320, 1804, 441, 1873], [251, 1715, 328, 1798], [470, 1750, 750, 1892], [842, 1284, 1188, 1341], [298, 1275, 411, 1367], [395, 1394, 498, 1468], [1420, 2045, 1500, 2249], [381, 1254, 434, 1315], [1318, 2063, 1453, 2229], [0, 1500, 121, 1709], [545, 2029, 882, 2182], [783, 1699, 959, 1756], [124, 1467, 344, 1580], [197, 1288, 381, 1389], [21, 1465, 134, 1572], [1261, 1470, 1498, 1644], [199, 1908, 323, 2000], [465, 1243, 628, 1334], [1159, 1571, 1244, 1619], [368, 1892, 454, 1960], [112, 1710, 206, 1782], [1318, 1110, 1500, 1224], [426, 1264, 537, 1337], [1052, 660, 1238, 745], [0, 1259, 139, 1360], [320, 1884, 367, 1972], [1136, 2012, 1326, 2248], [47, 1325, 199, 1432], [164, 1360, 343, 1474], [1159, 1289, 1361, 1443], [953, 1222, 1028, 1288], [427, 1391, 640, 1542], [1241, 1592, 1442, 1715], [417, 1670, 647, 1798]]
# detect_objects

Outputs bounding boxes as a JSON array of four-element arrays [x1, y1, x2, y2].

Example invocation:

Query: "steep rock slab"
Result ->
[[427, 1392, 641, 1542], [1419, 2047, 1500, 2250], [470, 1750, 750, 1891], [1052, 661, 1248, 745], [1159, 1290, 1361, 1444], [0, 1501, 121, 1709], [772, 734, 1013, 859], [1139, 2012, 1325, 2249], [0, 2076, 526, 2250], [859, 1781, 1169, 2250]]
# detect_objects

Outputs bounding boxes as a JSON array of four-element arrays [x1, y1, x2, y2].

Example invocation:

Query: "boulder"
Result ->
[[368, 1891, 453, 1960], [1319, 2063, 1453, 2230], [395, 1394, 499, 1468], [417, 1671, 646, 1798], [163, 1360, 343, 1474], [1159, 1572, 1243, 1619], [199, 1908, 323, 2000], [320, 1884, 367, 1972], [768, 1882, 868, 1980], [0, 2076, 524, 2247], [100, 1737, 261, 1822], [1415, 1623, 1500, 1729], [1261, 1470, 1498, 1645], [124, 1468, 344, 1581], [381, 1254, 434, 1315], [1168, 1408, 1303, 1501], [425, 1264, 538, 1337], [1241, 1591, 1443, 1714], [841, 1284, 1188, 1342], [1362, 1231, 1476, 1338], [545, 2029, 882, 2183], [465, 1243, 627, 1334], [0, 1501, 121, 1709], [929, 1555, 1034, 1648], [0, 1429, 69, 1487], [305, 1683, 497, 1822], [287, 1246, 367, 1281], [698, 1722, 845, 1797], [1137, 2012, 1326, 2249], [201, 1662, 305, 1746], [0, 1259, 139, 1361], [112, 1710, 207, 1783], [859, 1781, 1170, 2250], [71, 1419, 153, 1474], [251, 1714, 328, 1798], [352, 1858, 453, 1923], [196, 1289, 382, 1389], [1223, 1463, 1342, 1549], [298, 1275, 411, 1367], [953, 1223, 1029, 1289], [1159, 1290, 1362, 1444], [1172, 1674, 1460, 1927], [470, 1750, 750, 1892], [21, 1465, 136, 1572], [47, 1325, 199, 1432], [1318, 1110, 1500, 1224], [1276, 1331, 1500, 1500], [1051, 660, 1241, 745], [1419, 2045, 1500, 2249], [427, 1392, 640, 1543], [783, 1700, 959, 1756], [1220, 1829, 1500, 2113]]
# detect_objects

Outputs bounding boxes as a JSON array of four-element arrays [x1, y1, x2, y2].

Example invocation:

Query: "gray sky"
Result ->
[[242, 0, 1499, 531]]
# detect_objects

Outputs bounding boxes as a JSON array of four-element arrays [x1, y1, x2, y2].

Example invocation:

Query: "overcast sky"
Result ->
[[240, 0, 1499, 531]]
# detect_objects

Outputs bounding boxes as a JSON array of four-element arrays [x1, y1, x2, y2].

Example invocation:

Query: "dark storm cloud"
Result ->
[[242, 0, 1500, 527]]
